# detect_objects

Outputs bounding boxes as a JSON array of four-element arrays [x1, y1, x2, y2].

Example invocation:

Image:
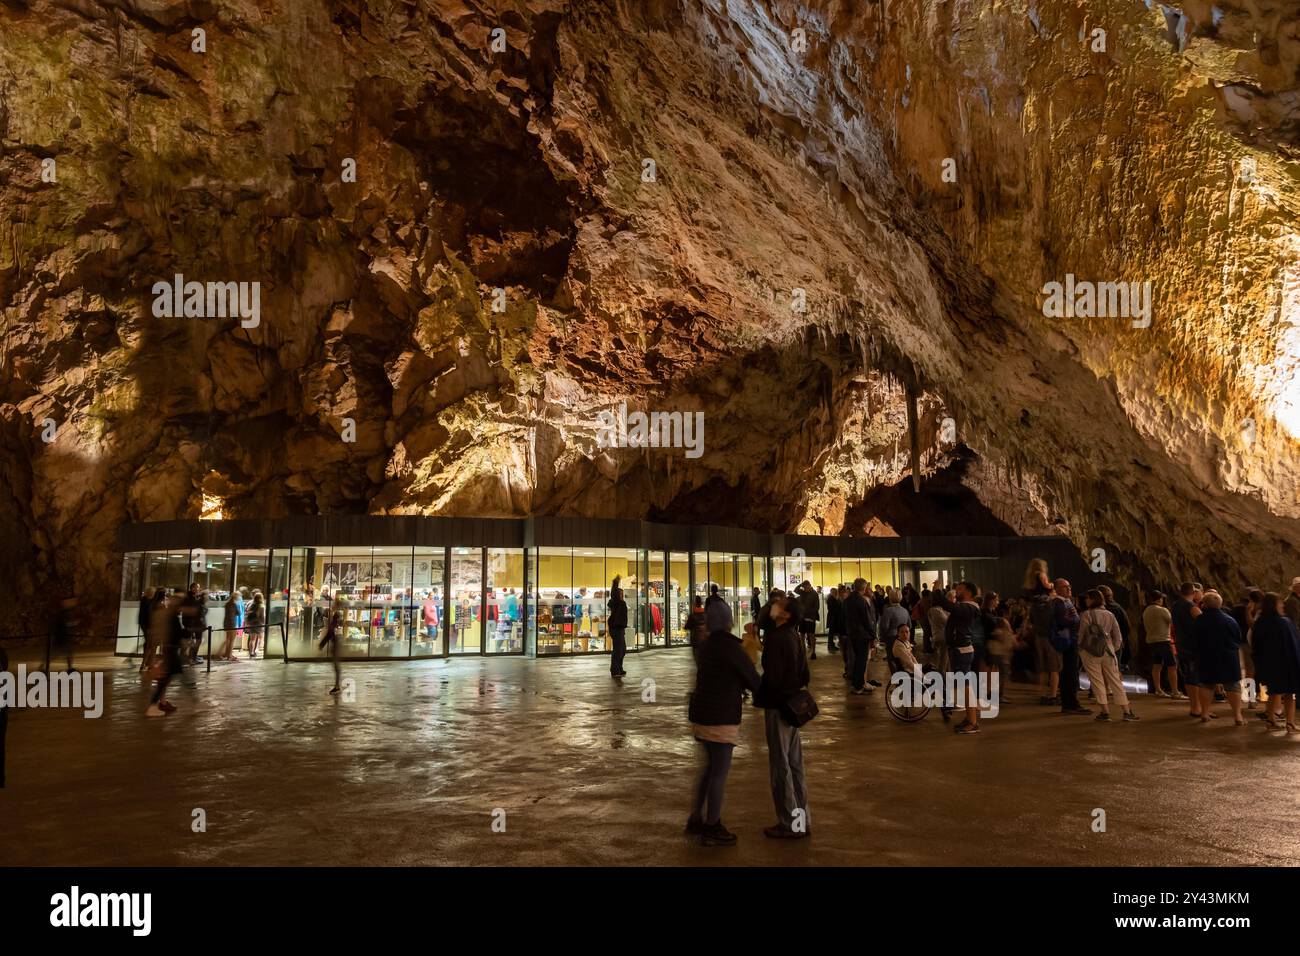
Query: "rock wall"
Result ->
[[2, 0, 1298, 637]]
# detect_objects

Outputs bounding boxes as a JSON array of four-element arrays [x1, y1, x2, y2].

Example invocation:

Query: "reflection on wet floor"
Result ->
[[2, 648, 1298, 866]]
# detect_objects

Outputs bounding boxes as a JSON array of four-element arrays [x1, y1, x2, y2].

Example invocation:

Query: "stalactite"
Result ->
[[906, 382, 921, 493]]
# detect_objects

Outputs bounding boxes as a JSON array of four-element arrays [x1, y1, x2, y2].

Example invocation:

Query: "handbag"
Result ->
[[780, 632, 819, 726], [780, 688, 819, 727]]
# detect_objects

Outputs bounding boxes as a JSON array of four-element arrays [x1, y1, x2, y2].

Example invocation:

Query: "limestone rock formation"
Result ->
[[2, 0, 1299, 636]]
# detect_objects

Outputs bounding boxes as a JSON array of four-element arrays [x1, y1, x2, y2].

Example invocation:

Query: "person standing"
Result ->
[[685, 613, 761, 846], [878, 588, 911, 672], [218, 592, 240, 661], [1098, 585, 1132, 672], [845, 578, 876, 695], [705, 583, 733, 637], [797, 580, 820, 660], [1189, 591, 1244, 724], [1250, 592, 1300, 732], [825, 585, 844, 654], [1142, 591, 1181, 698], [180, 583, 206, 665], [245, 591, 267, 659], [750, 587, 762, 627], [1078, 589, 1139, 722], [608, 578, 629, 678], [1171, 582, 1204, 716], [928, 591, 951, 676], [981, 592, 1013, 703], [754, 595, 812, 839], [1284, 577, 1300, 631], [1053, 579, 1090, 715]]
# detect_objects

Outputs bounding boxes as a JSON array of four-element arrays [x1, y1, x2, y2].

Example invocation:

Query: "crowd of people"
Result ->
[[678, 560, 1300, 847]]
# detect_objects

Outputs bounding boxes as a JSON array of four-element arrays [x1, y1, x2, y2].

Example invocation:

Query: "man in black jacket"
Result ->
[[845, 578, 876, 694], [608, 581, 629, 678], [825, 586, 843, 654], [934, 581, 983, 733], [796, 581, 820, 660], [754, 595, 812, 839]]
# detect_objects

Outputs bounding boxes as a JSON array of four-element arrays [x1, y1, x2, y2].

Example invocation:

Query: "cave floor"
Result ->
[[2, 646, 1297, 867]]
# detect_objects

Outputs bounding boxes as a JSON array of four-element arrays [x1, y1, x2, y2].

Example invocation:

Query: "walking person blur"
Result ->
[[1142, 591, 1181, 698], [245, 591, 266, 659], [608, 577, 629, 678], [845, 578, 876, 694], [934, 581, 983, 734], [140, 588, 167, 672], [49, 596, 78, 673], [319, 595, 345, 695], [1052, 579, 1090, 715], [755, 595, 812, 839], [1078, 589, 1139, 722], [0, 645, 9, 787], [1251, 592, 1300, 732], [981, 592, 1013, 703], [796, 580, 820, 660], [927, 590, 951, 675], [685, 595, 708, 648], [685, 609, 761, 846], [1023, 560, 1059, 705], [145, 594, 185, 717]]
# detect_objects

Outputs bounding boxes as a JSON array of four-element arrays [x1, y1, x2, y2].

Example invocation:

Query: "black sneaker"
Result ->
[[684, 818, 705, 836], [1095, 712, 1111, 722], [700, 823, 737, 846], [867, 679, 881, 687], [1123, 711, 1140, 721], [956, 722, 980, 734], [763, 825, 805, 840]]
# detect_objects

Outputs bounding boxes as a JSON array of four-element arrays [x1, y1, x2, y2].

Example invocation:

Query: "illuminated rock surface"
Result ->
[[2, 0, 1299, 632]]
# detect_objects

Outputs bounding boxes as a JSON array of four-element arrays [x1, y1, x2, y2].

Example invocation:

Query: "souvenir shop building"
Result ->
[[115, 516, 1099, 662]]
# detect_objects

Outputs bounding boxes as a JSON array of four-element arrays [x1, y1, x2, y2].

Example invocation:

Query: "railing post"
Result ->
[[206, 626, 213, 674], [280, 621, 288, 663]]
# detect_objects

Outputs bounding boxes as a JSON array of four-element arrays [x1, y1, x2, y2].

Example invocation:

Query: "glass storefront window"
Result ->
[[370, 546, 414, 658], [449, 548, 483, 654], [486, 548, 524, 653], [606, 548, 644, 648], [265, 550, 289, 658], [647, 550, 667, 647], [669, 551, 690, 645], [412, 547, 447, 657], [116, 553, 145, 653], [535, 546, 571, 655], [572, 548, 606, 652]]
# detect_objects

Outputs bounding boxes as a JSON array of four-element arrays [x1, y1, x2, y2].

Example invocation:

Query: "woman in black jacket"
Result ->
[[686, 625, 761, 847]]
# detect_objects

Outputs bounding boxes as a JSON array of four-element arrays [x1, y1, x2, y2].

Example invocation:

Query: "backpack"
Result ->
[[1029, 594, 1055, 642], [1080, 616, 1111, 657]]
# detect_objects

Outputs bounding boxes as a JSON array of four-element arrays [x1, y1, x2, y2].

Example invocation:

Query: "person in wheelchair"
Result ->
[[891, 622, 922, 679]]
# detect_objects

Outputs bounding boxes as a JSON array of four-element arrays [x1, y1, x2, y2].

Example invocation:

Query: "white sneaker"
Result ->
[[1154, 690, 1171, 698], [1172, 692, 1188, 700], [145, 704, 165, 717]]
